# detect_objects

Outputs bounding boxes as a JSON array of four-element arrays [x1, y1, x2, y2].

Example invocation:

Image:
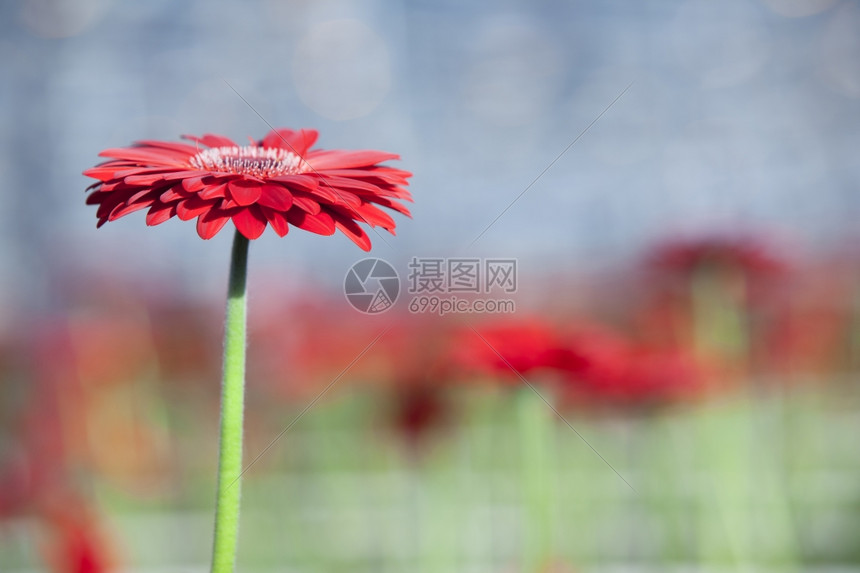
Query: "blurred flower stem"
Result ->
[[518, 386, 554, 572], [691, 263, 748, 368], [211, 230, 250, 573]]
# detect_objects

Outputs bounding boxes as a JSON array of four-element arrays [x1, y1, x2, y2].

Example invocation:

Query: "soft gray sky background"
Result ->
[[1, 0, 859, 317]]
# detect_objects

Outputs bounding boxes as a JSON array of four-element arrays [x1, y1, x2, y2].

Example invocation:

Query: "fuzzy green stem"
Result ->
[[211, 230, 250, 573], [518, 386, 553, 572]]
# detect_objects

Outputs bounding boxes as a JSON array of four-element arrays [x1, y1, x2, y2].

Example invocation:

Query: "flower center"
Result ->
[[189, 146, 307, 178]]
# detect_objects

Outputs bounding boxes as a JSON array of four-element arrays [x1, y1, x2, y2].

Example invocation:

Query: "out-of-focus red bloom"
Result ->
[[388, 383, 451, 451], [642, 235, 793, 381], [363, 316, 453, 385], [554, 324, 704, 409], [757, 260, 855, 378], [249, 292, 380, 399], [39, 492, 118, 573], [150, 300, 221, 385], [449, 315, 703, 408], [84, 128, 412, 249], [0, 328, 120, 573], [26, 315, 169, 496], [629, 289, 694, 352], [371, 317, 456, 451], [451, 318, 570, 382], [647, 234, 793, 311], [66, 311, 154, 388], [252, 305, 457, 459], [649, 235, 788, 278], [19, 323, 83, 495]]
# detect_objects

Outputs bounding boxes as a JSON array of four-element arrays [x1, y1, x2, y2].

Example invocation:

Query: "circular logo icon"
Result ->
[[344, 258, 400, 314]]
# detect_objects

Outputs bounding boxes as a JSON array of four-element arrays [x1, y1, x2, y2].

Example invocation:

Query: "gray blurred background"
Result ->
[[1, 0, 859, 317]]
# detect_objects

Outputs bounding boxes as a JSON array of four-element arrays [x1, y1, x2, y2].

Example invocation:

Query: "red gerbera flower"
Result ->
[[84, 129, 412, 249]]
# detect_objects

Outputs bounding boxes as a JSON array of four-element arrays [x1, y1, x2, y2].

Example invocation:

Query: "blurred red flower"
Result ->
[[644, 234, 794, 378], [150, 300, 221, 385], [449, 316, 703, 408], [40, 492, 118, 573], [0, 328, 120, 573], [556, 325, 704, 408], [372, 317, 456, 450], [389, 383, 451, 452], [249, 292, 380, 398], [84, 129, 412, 248], [649, 235, 788, 278], [452, 318, 569, 382]]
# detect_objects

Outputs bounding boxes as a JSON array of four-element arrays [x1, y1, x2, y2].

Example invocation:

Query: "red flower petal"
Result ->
[[306, 150, 400, 170], [333, 216, 372, 251], [370, 196, 412, 217], [123, 172, 167, 186], [199, 182, 229, 200], [160, 184, 187, 203], [197, 209, 232, 239], [161, 170, 210, 181], [290, 195, 321, 214], [94, 199, 115, 219], [109, 198, 155, 220], [182, 175, 209, 192], [308, 185, 361, 208], [321, 175, 385, 195], [321, 168, 411, 186], [257, 184, 293, 211], [182, 133, 238, 148], [269, 174, 319, 193], [352, 203, 396, 229], [146, 203, 176, 226], [228, 180, 263, 206], [128, 187, 160, 204], [85, 190, 107, 205], [232, 206, 267, 239], [261, 208, 290, 237], [287, 210, 336, 235], [98, 148, 187, 166], [83, 166, 126, 181], [261, 128, 319, 156], [176, 197, 216, 221], [134, 140, 199, 155]]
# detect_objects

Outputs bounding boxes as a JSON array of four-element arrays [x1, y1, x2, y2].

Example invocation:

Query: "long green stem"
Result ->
[[211, 230, 250, 573]]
